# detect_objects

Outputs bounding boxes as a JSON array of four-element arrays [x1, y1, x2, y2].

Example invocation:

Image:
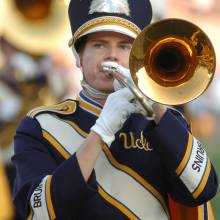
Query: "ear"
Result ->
[[71, 46, 81, 67]]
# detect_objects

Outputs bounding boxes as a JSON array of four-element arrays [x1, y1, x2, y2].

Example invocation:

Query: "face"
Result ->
[[79, 31, 134, 93]]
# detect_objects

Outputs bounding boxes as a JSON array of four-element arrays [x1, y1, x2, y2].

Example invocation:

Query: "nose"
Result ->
[[105, 47, 118, 62]]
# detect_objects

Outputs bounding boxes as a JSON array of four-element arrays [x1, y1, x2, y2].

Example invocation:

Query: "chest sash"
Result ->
[[36, 113, 170, 220]]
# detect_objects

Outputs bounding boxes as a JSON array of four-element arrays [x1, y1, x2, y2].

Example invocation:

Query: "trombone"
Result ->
[[105, 18, 216, 119]]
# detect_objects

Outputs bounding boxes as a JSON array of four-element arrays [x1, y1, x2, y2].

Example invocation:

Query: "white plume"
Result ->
[[89, 0, 130, 16]]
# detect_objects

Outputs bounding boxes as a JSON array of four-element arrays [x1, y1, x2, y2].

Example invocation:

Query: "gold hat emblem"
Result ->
[[89, 0, 130, 16]]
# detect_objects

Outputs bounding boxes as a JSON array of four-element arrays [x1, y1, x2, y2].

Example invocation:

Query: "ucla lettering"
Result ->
[[192, 141, 205, 173], [120, 131, 153, 152], [120, 132, 134, 150], [33, 182, 43, 208]]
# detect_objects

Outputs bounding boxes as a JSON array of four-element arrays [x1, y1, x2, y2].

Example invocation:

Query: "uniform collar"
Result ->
[[77, 91, 103, 116]]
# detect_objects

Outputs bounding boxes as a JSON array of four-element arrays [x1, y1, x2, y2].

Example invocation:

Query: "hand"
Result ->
[[101, 61, 164, 122], [101, 61, 155, 118], [91, 88, 142, 146]]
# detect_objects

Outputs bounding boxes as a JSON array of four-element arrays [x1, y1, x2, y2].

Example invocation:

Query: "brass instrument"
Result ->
[[0, 0, 71, 148], [127, 18, 216, 118], [2, 0, 71, 54]]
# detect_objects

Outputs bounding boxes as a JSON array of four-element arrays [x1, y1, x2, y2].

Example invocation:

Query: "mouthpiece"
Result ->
[[101, 61, 119, 77]]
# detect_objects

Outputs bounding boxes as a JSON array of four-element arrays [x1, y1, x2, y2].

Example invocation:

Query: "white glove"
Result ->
[[101, 61, 154, 119], [91, 88, 142, 146]]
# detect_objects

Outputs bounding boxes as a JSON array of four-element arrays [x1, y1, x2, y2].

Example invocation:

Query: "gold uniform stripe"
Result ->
[[28, 106, 45, 117], [176, 133, 193, 176], [192, 159, 211, 199], [198, 201, 215, 220], [102, 144, 170, 217], [27, 208, 33, 220], [45, 175, 56, 220], [98, 185, 138, 220], [63, 120, 89, 138], [198, 204, 204, 220], [78, 99, 101, 116], [207, 201, 215, 220], [42, 130, 70, 159]]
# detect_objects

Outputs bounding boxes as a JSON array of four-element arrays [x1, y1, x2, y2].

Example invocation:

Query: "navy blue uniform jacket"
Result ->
[[12, 92, 218, 220]]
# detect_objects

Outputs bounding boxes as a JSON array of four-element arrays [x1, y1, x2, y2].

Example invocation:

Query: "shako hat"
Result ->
[[68, 0, 152, 64]]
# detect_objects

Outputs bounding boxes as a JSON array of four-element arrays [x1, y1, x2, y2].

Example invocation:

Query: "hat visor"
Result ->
[[82, 24, 138, 39]]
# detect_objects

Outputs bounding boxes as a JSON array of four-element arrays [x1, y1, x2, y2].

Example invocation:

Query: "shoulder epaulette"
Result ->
[[168, 106, 186, 119], [168, 106, 191, 130], [27, 99, 77, 118]]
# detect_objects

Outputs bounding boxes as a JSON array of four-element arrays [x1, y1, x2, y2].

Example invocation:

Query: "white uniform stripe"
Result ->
[[178, 138, 194, 177], [193, 156, 208, 193], [37, 114, 84, 154], [42, 129, 71, 155], [96, 151, 168, 220], [102, 149, 165, 207], [30, 176, 50, 220], [36, 114, 169, 220], [180, 137, 208, 193]]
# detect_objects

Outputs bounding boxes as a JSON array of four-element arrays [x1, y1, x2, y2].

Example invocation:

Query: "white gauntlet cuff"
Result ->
[[90, 123, 115, 147]]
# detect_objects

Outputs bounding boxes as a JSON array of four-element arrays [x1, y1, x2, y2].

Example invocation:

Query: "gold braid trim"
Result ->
[[27, 100, 77, 118], [69, 16, 141, 46]]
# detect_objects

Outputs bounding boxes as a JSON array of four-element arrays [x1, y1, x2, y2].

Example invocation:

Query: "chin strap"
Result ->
[[81, 79, 110, 99]]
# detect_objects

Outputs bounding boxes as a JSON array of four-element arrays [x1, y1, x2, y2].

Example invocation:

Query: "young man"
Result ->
[[12, 0, 218, 219]]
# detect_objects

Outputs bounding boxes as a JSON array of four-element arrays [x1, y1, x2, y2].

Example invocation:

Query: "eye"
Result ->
[[93, 42, 105, 49], [119, 44, 132, 51]]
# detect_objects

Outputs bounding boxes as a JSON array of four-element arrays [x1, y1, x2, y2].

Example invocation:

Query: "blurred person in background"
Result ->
[[0, 37, 48, 148], [12, 0, 218, 220], [0, 36, 49, 220], [187, 72, 220, 141], [47, 52, 82, 101]]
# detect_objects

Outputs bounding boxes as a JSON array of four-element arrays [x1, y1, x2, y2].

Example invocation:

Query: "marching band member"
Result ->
[[12, 0, 218, 219]]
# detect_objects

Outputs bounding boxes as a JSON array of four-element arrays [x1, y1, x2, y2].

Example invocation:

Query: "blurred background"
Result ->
[[0, 0, 219, 219]]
